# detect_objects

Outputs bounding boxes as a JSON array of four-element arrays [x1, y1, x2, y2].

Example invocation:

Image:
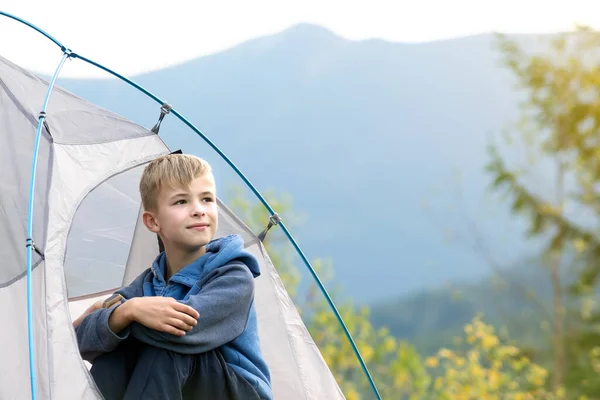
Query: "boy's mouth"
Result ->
[[188, 223, 209, 230]]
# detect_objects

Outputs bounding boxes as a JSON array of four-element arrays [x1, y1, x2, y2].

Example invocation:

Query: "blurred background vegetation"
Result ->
[[230, 27, 600, 399]]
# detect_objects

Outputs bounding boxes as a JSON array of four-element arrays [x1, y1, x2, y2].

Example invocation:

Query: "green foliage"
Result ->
[[487, 28, 600, 398], [490, 28, 600, 286]]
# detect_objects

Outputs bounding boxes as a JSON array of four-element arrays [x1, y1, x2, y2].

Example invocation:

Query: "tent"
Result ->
[[0, 18, 374, 400]]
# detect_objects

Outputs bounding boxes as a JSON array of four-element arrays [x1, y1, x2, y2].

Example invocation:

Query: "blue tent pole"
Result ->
[[25, 50, 70, 400], [0, 11, 382, 400], [0, 11, 65, 51]]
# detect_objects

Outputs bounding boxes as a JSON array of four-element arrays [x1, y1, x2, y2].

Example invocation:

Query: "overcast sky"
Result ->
[[0, 0, 597, 78]]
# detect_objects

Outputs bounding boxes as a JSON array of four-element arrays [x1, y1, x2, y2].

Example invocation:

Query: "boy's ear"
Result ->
[[142, 210, 160, 233]]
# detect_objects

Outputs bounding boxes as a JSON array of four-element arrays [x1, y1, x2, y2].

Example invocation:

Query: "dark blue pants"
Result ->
[[90, 338, 261, 400]]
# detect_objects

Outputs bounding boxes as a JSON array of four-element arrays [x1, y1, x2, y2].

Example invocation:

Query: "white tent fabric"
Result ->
[[0, 54, 345, 400]]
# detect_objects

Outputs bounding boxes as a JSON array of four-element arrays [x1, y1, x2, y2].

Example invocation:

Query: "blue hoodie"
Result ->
[[75, 234, 272, 400]]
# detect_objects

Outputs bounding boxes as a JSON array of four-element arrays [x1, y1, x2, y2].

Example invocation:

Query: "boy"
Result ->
[[74, 154, 272, 400]]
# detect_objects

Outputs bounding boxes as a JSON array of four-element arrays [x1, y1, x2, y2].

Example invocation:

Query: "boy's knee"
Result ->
[[139, 344, 195, 373], [139, 343, 188, 358]]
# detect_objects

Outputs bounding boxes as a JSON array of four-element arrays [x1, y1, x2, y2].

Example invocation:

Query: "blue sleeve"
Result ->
[[74, 270, 148, 362], [130, 262, 254, 354], [75, 304, 128, 362]]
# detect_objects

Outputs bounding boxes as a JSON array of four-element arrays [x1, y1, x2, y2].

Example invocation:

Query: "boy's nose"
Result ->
[[191, 201, 206, 216]]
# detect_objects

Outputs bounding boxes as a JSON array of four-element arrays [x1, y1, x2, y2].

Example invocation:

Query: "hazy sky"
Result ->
[[0, 0, 597, 78]]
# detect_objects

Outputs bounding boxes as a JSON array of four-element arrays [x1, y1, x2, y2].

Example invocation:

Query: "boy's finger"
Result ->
[[167, 317, 194, 332], [162, 324, 186, 337], [187, 307, 200, 319], [174, 312, 197, 328], [172, 302, 199, 319]]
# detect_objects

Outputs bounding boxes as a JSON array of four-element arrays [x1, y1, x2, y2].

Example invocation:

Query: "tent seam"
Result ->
[[43, 144, 56, 400], [261, 243, 310, 400]]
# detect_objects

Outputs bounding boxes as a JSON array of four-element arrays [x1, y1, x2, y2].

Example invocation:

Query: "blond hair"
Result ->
[[139, 154, 212, 211]]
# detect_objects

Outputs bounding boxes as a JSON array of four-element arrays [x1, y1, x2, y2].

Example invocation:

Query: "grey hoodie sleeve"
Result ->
[[130, 262, 254, 354], [74, 270, 147, 362]]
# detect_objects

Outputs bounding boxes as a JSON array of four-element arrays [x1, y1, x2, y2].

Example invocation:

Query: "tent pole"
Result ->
[[0, 11, 66, 51], [0, 11, 382, 400], [25, 51, 70, 400]]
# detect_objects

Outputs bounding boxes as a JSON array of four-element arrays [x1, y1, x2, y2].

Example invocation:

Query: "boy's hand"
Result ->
[[129, 297, 199, 337], [72, 299, 104, 328]]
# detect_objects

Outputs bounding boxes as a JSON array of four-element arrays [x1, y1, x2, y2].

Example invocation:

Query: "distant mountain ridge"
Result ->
[[369, 259, 555, 356], [49, 24, 551, 302]]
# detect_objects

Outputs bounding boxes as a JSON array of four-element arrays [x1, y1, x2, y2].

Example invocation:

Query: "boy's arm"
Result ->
[[74, 272, 147, 361], [75, 302, 132, 362], [130, 262, 254, 354]]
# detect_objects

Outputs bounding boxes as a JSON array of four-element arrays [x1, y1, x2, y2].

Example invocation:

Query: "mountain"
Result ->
[[369, 260, 554, 355], [368, 257, 592, 365], [52, 24, 548, 302]]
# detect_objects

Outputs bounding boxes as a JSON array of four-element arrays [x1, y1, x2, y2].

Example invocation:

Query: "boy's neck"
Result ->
[[163, 246, 207, 283]]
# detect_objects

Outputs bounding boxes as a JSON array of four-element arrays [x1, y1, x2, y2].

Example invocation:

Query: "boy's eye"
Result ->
[[203, 197, 214, 202], [174, 199, 186, 205]]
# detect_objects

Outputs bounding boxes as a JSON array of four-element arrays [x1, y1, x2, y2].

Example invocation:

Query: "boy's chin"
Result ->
[[182, 241, 210, 251], [167, 236, 214, 252]]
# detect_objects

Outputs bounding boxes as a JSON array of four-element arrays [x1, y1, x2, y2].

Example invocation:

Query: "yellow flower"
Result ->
[[383, 337, 396, 352], [438, 348, 453, 358], [481, 334, 499, 350], [425, 357, 439, 368], [491, 360, 502, 370], [468, 350, 480, 363], [488, 370, 500, 390], [360, 345, 374, 363], [526, 365, 547, 387], [346, 387, 360, 400], [394, 371, 408, 387], [502, 345, 520, 357]]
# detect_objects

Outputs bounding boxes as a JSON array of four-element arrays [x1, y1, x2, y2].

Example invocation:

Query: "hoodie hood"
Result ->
[[203, 234, 261, 278], [151, 234, 260, 288]]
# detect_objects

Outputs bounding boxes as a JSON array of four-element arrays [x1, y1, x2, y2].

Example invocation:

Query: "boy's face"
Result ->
[[144, 173, 218, 252]]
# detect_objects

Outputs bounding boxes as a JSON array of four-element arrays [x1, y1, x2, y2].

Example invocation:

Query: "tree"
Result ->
[[487, 27, 600, 397]]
